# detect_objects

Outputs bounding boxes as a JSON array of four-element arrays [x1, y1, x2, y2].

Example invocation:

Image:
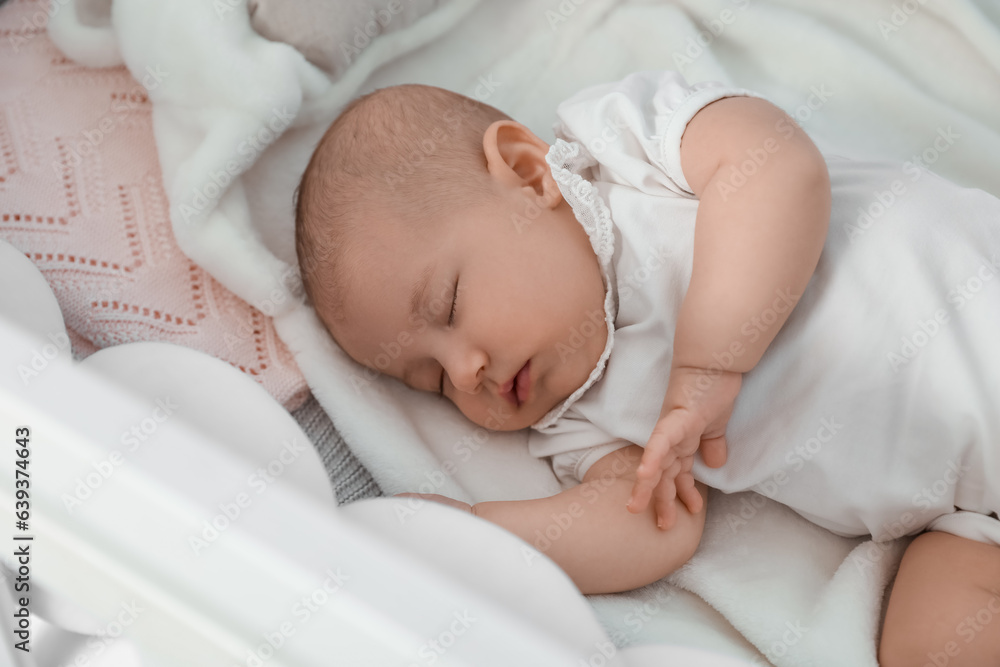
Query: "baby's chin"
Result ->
[[474, 414, 535, 432], [456, 397, 563, 433]]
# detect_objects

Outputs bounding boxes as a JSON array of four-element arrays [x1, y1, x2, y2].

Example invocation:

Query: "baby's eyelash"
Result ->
[[447, 279, 458, 326], [439, 279, 459, 396]]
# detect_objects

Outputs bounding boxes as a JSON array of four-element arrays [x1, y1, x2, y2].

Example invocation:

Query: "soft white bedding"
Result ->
[[46, 0, 1000, 664]]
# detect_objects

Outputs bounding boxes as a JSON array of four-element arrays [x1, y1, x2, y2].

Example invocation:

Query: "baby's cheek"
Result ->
[[451, 396, 492, 430]]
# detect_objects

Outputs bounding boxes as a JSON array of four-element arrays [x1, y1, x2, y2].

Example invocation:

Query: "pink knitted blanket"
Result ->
[[0, 0, 308, 409]]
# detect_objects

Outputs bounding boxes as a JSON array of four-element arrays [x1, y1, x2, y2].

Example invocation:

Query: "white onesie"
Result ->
[[528, 70, 1000, 546]]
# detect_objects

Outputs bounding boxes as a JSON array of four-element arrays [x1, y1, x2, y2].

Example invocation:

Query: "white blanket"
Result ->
[[48, 0, 1000, 664]]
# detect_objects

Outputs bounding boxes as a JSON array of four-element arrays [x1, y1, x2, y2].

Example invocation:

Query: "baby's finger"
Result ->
[[638, 446, 677, 482], [631, 440, 685, 512], [700, 434, 729, 468], [674, 421, 707, 459], [636, 441, 673, 480], [652, 472, 678, 530], [640, 410, 688, 475], [627, 471, 661, 514], [675, 471, 703, 515]]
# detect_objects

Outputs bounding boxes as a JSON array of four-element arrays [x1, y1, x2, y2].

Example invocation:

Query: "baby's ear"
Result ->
[[483, 120, 552, 197], [541, 176, 565, 209]]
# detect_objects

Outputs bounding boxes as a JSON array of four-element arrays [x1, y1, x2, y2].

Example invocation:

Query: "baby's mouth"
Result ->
[[499, 360, 531, 407]]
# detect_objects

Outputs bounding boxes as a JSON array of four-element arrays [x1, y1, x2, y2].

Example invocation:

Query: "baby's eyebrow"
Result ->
[[409, 264, 435, 319]]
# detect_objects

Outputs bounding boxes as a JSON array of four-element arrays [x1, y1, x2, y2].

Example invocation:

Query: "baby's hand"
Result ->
[[627, 366, 741, 529], [395, 492, 474, 515]]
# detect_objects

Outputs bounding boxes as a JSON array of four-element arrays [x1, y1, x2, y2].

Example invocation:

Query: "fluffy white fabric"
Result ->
[[47, 0, 1000, 664], [246, 0, 442, 80]]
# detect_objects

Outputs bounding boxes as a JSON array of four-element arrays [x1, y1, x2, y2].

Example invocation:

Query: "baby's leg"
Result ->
[[879, 531, 1000, 666]]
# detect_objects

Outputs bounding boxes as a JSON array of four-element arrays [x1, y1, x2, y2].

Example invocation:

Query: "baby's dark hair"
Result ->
[[294, 84, 513, 331]]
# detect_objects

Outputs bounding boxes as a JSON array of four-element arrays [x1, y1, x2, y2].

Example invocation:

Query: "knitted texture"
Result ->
[[0, 0, 308, 409], [290, 393, 383, 505]]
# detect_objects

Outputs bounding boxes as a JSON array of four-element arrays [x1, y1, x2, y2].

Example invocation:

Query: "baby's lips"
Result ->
[[514, 359, 531, 402], [498, 378, 517, 407], [499, 359, 530, 407]]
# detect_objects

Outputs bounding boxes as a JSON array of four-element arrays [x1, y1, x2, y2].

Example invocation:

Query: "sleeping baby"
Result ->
[[294, 71, 1000, 665]]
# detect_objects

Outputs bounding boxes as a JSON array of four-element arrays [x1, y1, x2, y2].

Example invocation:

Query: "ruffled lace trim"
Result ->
[[531, 139, 618, 431]]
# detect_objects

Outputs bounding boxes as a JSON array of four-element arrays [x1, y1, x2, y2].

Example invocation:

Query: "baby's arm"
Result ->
[[406, 445, 706, 595], [673, 97, 831, 380], [476, 445, 706, 594], [629, 96, 832, 526]]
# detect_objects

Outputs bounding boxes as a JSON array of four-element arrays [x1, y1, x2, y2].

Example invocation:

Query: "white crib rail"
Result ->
[[0, 318, 606, 667]]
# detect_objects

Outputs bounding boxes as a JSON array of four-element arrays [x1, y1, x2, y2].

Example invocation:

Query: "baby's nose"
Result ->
[[446, 361, 484, 395], [450, 373, 483, 395], [440, 345, 487, 395]]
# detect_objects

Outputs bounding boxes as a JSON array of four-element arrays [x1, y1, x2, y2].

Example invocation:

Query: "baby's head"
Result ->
[[295, 84, 608, 432]]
